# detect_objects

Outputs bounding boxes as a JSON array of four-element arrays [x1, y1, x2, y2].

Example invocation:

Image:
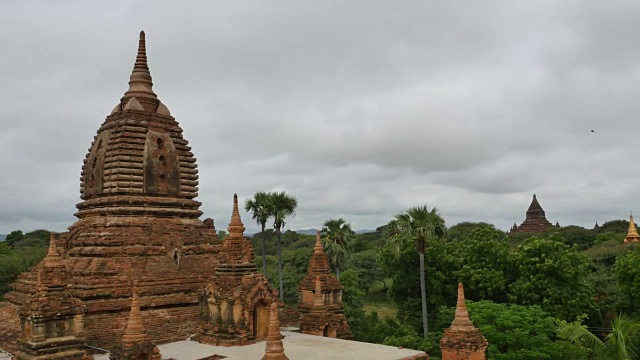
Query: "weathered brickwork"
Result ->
[[298, 232, 351, 339], [0, 32, 222, 353], [440, 283, 487, 360], [14, 235, 92, 360], [195, 195, 278, 346], [261, 302, 289, 360], [109, 283, 162, 360]]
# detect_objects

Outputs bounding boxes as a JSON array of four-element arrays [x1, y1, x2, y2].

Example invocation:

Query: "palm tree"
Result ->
[[558, 314, 640, 360], [321, 218, 355, 282], [269, 191, 298, 302], [245, 191, 273, 276], [387, 205, 446, 337]]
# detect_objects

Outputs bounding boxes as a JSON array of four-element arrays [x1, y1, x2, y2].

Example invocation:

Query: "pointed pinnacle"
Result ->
[[228, 193, 246, 238], [122, 30, 157, 104], [123, 281, 147, 344], [314, 231, 323, 254], [45, 232, 61, 267], [450, 283, 474, 330]]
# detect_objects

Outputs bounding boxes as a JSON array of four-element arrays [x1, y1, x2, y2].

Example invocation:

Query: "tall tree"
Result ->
[[386, 205, 446, 337], [245, 191, 273, 276], [558, 314, 640, 360], [321, 218, 356, 281], [270, 191, 298, 302]]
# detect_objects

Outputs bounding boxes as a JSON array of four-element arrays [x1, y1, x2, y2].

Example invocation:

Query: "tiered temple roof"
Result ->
[[261, 302, 289, 360], [1, 31, 221, 350], [510, 194, 554, 234]]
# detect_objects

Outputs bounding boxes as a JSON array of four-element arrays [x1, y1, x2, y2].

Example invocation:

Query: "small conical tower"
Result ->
[[624, 213, 640, 243], [297, 231, 351, 339], [440, 283, 488, 360], [110, 283, 161, 360], [216, 193, 257, 271], [262, 302, 289, 360], [555, 221, 560, 229], [594, 222, 600, 231]]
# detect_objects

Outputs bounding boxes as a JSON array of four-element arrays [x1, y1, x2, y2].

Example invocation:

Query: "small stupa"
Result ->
[[262, 302, 289, 360], [624, 213, 640, 243], [440, 283, 488, 360]]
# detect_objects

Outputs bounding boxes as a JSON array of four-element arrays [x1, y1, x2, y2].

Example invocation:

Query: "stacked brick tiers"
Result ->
[[298, 232, 351, 339], [440, 284, 487, 360], [109, 284, 162, 360], [195, 195, 278, 346], [1, 31, 222, 351], [510, 194, 553, 234], [262, 302, 289, 360]]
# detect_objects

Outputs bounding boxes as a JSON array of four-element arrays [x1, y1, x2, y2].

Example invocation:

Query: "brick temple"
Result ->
[[0, 31, 279, 358], [509, 194, 554, 234], [0, 31, 480, 360]]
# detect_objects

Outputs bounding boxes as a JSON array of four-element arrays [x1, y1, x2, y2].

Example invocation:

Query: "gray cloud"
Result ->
[[1, 1, 639, 234]]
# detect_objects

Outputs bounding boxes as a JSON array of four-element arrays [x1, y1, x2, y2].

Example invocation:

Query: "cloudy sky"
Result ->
[[1, 0, 639, 234]]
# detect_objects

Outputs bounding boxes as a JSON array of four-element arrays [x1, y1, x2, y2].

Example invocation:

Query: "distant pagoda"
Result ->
[[624, 213, 640, 243], [510, 194, 554, 234]]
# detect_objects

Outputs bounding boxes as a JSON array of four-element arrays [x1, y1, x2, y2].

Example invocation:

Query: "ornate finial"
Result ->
[[123, 281, 147, 344], [262, 302, 289, 360], [450, 283, 474, 330], [45, 232, 61, 267], [533, 194, 537, 199], [121, 30, 158, 109], [227, 193, 246, 238]]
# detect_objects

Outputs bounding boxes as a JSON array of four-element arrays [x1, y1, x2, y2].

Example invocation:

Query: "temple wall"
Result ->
[[83, 304, 200, 348]]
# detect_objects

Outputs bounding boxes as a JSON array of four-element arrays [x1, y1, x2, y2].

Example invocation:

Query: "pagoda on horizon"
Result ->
[[510, 194, 554, 234], [624, 213, 640, 243]]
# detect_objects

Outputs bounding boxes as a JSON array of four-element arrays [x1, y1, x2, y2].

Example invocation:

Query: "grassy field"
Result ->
[[362, 279, 397, 319]]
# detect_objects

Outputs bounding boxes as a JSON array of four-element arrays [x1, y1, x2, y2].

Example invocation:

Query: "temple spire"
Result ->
[[262, 302, 289, 360], [314, 230, 324, 254], [450, 283, 474, 330], [624, 213, 640, 243], [307, 231, 330, 274], [123, 282, 147, 344], [227, 193, 246, 239], [121, 30, 158, 110], [45, 232, 61, 267], [440, 283, 488, 359]]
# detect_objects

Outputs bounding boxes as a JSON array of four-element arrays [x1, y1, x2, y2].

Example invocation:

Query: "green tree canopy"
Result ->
[[321, 218, 356, 281], [456, 227, 512, 303], [245, 191, 273, 276], [509, 237, 595, 321], [447, 222, 502, 242], [386, 205, 447, 336]]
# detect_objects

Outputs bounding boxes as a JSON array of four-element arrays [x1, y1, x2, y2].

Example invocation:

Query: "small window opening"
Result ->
[[157, 138, 164, 149], [159, 155, 166, 165], [172, 249, 180, 268]]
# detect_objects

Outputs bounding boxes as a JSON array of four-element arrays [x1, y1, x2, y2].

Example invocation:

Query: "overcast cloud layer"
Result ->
[[1, 0, 639, 233]]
